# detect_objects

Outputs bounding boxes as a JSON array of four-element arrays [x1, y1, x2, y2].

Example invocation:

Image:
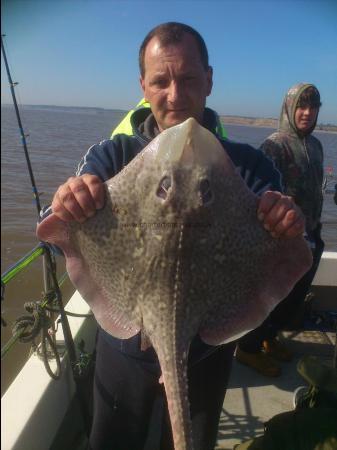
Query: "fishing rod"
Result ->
[[0, 34, 77, 364], [1, 34, 42, 215], [1, 34, 92, 435]]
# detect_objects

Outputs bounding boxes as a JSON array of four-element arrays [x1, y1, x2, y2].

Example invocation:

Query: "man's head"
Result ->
[[294, 85, 321, 134], [139, 22, 213, 131]]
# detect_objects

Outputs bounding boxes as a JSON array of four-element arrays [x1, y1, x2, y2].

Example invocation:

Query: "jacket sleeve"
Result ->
[[76, 136, 142, 180], [76, 139, 118, 181], [224, 141, 283, 196], [38, 139, 121, 254], [260, 139, 288, 190]]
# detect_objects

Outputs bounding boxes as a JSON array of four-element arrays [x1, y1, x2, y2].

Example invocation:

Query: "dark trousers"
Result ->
[[89, 330, 235, 450], [238, 232, 324, 353]]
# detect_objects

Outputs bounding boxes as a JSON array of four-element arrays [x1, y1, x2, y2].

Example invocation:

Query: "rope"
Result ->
[[45, 306, 93, 318], [12, 301, 61, 379]]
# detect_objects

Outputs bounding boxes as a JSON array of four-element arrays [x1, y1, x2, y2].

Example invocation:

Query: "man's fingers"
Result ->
[[283, 215, 305, 239], [83, 174, 105, 210], [51, 193, 76, 222], [68, 177, 97, 218], [53, 185, 87, 222], [51, 175, 105, 223], [258, 191, 305, 239], [257, 190, 282, 220], [271, 210, 305, 238], [261, 198, 295, 231]]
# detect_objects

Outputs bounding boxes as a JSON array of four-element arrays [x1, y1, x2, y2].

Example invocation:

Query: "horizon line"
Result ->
[[1, 102, 336, 127]]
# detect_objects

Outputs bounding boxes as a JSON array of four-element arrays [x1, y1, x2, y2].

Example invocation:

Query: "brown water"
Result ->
[[1, 105, 336, 395]]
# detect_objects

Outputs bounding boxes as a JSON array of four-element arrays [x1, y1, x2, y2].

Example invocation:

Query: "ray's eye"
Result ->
[[199, 179, 213, 204], [156, 175, 172, 200]]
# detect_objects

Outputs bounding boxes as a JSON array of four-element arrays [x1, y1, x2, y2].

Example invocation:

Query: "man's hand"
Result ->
[[51, 174, 105, 222], [257, 191, 305, 239]]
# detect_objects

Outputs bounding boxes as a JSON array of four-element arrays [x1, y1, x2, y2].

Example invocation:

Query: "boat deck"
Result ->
[[216, 329, 335, 449], [52, 328, 335, 450]]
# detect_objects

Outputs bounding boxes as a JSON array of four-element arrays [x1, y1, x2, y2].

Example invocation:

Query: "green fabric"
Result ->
[[297, 356, 337, 396], [110, 99, 149, 137], [216, 117, 228, 139], [234, 356, 337, 450], [234, 408, 337, 450]]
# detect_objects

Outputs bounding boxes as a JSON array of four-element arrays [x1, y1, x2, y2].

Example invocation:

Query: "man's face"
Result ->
[[140, 33, 213, 131], [294, 105, 319, 134]]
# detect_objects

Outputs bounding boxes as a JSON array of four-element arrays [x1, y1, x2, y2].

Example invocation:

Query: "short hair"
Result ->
[[297, 86, 322, 109], [139, 22, 209, 77]]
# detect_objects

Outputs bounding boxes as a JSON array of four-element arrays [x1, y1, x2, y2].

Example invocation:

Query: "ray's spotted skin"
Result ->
[[37, 118, 312, 450]]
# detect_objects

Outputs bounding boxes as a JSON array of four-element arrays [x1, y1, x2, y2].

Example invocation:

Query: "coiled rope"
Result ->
[[12, 301, 62, 380]]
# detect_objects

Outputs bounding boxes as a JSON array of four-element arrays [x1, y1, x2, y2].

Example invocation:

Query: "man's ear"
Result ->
[[140, 76, 146, 98], [206, 66, 213, 96]]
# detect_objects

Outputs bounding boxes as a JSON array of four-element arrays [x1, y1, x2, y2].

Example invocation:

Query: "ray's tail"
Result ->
[[154, 341, 194, 450]]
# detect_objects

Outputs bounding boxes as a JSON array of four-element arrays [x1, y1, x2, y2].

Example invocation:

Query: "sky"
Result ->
[[1, 0, 337, 124]]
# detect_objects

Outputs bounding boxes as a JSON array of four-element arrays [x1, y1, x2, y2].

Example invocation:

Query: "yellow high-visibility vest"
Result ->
[[111, 99, 227, 139]]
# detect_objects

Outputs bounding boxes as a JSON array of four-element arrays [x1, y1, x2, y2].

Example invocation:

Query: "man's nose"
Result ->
[[168, 81, 182, 103]]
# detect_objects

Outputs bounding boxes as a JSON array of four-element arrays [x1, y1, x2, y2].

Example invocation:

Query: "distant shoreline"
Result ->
[[220, 115, 337, 133], [2, 103, 336, 133]]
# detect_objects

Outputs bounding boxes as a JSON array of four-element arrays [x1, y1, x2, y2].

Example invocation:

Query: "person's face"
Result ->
[[294, 105, 319, 133], [140, 33, 213, 131]]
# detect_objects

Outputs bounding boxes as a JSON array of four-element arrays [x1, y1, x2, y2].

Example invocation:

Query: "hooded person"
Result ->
[[261, 83, 324, 235], [236, 83, 325, 377]]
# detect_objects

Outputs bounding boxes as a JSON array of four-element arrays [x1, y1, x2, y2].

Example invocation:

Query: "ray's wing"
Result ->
[[191, 155, 313, 347], [37, 210, 142, 338], [36, 148, 156, 339], [198, 208, 313, 347]]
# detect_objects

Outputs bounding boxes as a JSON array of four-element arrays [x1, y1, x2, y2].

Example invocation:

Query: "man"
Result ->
[[236, 83, 324, 377], [48, 23, 305, 450]]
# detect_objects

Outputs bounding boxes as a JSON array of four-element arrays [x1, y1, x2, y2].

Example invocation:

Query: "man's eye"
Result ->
[[152, 79, 167, 87]]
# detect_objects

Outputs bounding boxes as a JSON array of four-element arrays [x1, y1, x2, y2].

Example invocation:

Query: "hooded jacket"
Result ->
[[260, 83, 324, 234]]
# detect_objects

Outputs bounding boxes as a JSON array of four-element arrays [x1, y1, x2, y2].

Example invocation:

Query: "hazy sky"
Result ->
[[1, 0, 337, 124]]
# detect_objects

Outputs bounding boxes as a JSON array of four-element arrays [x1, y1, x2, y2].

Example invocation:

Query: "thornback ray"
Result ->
[[37, 118, 312, 450]]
